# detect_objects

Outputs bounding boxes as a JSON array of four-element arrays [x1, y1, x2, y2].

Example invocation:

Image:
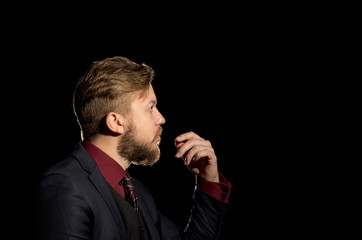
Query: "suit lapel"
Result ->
[[72, 142, 128, 240], [89, 168, 128, 239]]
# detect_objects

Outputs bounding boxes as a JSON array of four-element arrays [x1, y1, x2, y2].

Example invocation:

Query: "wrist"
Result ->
[[200, 173, 220, 183]]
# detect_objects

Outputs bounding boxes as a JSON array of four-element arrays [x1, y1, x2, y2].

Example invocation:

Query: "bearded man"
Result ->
[[36, 56, 231, 240]]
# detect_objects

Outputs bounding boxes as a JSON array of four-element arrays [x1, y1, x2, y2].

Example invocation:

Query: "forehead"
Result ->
[[135, 84, 157, 104]]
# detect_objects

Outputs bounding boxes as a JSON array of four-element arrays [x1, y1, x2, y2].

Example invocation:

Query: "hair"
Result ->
[[73, 56, 154, 140]]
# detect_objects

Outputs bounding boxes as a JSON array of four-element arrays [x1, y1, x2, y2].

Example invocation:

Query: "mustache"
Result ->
[[153, 127, 163, 141]]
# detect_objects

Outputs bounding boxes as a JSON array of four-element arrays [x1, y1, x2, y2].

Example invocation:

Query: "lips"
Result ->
[[155, 127, 162, 146]]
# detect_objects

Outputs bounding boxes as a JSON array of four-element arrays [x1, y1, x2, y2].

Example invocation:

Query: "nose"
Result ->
[[155, 108, 166, 125]]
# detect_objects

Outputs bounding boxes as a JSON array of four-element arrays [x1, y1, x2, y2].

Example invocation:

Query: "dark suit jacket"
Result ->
[[36, 143, 229, 240]]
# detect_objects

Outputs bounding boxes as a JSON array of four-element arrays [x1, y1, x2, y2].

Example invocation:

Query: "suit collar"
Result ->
[[71, 142, 98, 173]]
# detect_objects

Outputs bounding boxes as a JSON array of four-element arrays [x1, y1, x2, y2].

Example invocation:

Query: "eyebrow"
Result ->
[[147, 99, 157, 106]]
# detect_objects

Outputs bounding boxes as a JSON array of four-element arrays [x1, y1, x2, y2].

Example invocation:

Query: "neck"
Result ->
[[88, 135, 131, 170]]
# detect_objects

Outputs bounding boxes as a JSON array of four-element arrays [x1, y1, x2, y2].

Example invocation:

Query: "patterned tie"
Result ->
[[121, 174, 139, 212]]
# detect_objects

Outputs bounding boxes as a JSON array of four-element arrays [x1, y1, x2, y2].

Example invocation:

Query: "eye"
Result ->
[[149, 105, 154, 111]]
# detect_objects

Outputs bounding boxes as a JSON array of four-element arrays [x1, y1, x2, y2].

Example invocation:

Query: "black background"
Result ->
[[2, 4, 325, 239]]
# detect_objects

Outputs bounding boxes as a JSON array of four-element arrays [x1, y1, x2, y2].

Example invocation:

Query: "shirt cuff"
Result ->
[[197, 172, 232, 202]]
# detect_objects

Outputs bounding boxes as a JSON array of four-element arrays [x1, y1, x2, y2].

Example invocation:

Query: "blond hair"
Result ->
[[73, 56, 154, 140]]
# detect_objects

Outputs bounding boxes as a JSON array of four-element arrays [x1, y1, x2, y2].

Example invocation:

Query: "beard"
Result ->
[[117, 123, 162, 166]]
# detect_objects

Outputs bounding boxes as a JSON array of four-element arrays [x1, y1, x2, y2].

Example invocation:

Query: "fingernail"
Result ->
[[175, 152, 180, 158]]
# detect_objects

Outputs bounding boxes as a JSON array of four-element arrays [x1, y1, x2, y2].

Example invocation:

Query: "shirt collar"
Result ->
[[82, 141, 127, 188]]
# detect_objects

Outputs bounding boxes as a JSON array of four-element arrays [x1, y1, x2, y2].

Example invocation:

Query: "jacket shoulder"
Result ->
[[42, 155, 83, 179], [42, 142, 96, 178]]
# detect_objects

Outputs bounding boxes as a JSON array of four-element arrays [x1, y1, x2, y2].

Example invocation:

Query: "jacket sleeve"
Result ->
[[36, 173, 92, 240], [184, 187, 230, 240], [160, 187, 230, 240]]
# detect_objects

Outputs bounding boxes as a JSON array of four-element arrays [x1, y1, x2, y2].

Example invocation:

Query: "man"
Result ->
[[36, 56, 231, 240]]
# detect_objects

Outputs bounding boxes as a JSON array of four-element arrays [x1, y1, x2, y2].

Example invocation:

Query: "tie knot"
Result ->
[[122, 174, 132, 185], [123, 173, 131, 181]]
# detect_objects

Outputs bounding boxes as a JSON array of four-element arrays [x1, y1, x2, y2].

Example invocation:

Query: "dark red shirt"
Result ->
[[83, 141, 231, 202]]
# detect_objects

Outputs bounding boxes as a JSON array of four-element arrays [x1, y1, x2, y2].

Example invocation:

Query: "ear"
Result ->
[[104, 112, 125, 135]]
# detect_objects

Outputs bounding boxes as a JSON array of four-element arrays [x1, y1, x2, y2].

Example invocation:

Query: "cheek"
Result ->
[[132, 112, 156, 140], [135, 121, 155, 141]]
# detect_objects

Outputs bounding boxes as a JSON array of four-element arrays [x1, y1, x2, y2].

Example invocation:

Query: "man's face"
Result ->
[[118, 85, 166, 166]]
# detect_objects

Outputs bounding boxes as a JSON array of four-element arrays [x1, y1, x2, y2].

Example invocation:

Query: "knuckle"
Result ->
[[188, 131, 195, 136], [199, 149, 208, 156], [193, 145, 202, 152]]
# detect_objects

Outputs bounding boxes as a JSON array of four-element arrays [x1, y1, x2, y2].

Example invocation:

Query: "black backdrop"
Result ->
[[2, 8, 319, 238], [8, 44, 244, 238]]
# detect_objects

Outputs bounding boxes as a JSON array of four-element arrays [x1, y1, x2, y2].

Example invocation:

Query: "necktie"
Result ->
[[121, 174, 139, 212]]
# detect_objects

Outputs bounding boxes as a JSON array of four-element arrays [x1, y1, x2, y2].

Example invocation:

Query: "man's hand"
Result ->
[[175, 131, 220, 183]]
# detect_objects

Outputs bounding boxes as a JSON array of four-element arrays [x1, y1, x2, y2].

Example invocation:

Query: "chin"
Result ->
[[133, 157, 160, 167]]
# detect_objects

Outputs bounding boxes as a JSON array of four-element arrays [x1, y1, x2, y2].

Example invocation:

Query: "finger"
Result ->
[[174, 141, 184, 150], [175, 139, 211, 158], [176, 139, 211, 158], [185, 149, 215, 166], [184, 145, 214, 165], [175, 131, 202, 143]]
